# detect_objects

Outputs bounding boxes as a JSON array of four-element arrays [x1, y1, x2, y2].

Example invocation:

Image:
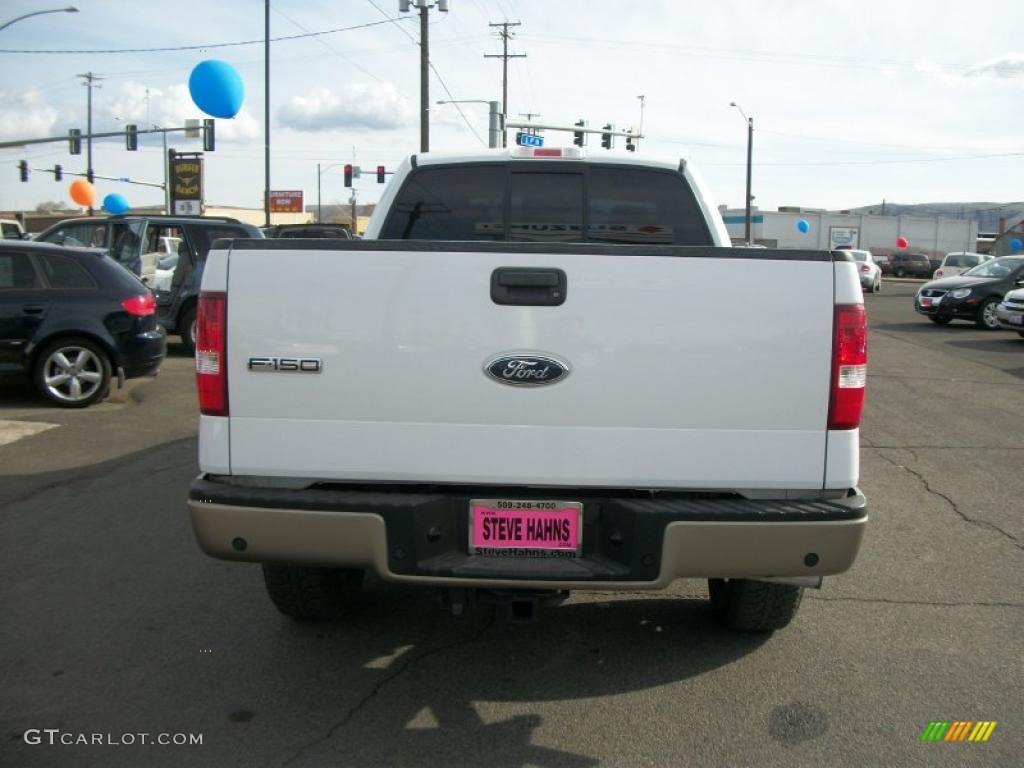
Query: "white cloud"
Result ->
[[277, 84, 413, 132], [0, 89, 58, 140], [965, 54, 1024, 79], [102, 82, 260, 144]]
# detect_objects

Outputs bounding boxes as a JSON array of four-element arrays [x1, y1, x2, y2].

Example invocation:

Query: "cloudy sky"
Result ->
[[1, 0, 1022, 215]]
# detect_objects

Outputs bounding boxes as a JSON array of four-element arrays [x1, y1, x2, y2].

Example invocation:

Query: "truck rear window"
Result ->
[[380, 163, 712, 245]]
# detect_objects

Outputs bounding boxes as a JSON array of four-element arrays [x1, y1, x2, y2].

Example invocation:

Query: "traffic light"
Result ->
[[377, 165, 386, 183], [601, 124, 613, 150], [126, 124, 138, 151], [54, 164, 62, 181], [69, 128, 82, 155], [344, 164, 353, 187], [573, 119, 586, 147], [203, 119, 215, 152], [18, 160, 28, 182], [626, 128, 636, 152]]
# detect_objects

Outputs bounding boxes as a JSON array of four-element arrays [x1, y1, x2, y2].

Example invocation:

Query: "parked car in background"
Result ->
[[261, 223, 353, 239], [873, 253, 891, 274], [846, 249, 881, 293], [0, 241, 165, 407], [915, 256, 1024, 329], [35, 215, 263, 351], [889, 252, 933, 278], [932, 251, 991, 280], [995, 288, 1024, 338]]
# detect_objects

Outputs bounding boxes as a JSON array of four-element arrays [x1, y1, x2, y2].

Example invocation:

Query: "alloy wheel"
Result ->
[[42, 346, 104, 404]]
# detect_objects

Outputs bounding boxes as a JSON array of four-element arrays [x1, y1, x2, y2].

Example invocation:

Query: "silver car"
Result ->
[[846, 249, 881, 293], [995, 288, 1024, 338]]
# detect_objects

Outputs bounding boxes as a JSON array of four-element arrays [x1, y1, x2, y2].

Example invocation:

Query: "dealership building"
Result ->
[[721, 207, 979, 257]]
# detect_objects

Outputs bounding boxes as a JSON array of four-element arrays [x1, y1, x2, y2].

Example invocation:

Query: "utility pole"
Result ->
[[485, 22, 526, 148], [518, 113, 540, 136], [729, 101, 753, 245], [264, 0, 271, 227], [400, 2, 449, 153], [78, 72, 102, 213]]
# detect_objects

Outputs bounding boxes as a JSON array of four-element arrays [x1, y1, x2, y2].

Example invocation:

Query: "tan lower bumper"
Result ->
[[188, 501, 866, 590]]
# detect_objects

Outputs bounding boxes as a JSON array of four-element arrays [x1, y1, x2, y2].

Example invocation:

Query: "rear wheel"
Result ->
[[262, 565, 363, 620], [873, 275, 881, 293], [895, 267, 906, 277], [929, 316, 952, 325], [33, 337, 111, 408], [179, 306, 197, 353], [976, 297, 1000, 330], [708, 578, 803, 633], [1017, 331, 1024, 339]]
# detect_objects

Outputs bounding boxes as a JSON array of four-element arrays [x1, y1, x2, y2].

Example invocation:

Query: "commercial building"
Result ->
[[721, 207, 978, 258]]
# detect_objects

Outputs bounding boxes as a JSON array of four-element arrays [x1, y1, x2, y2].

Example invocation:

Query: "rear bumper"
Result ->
[[188, 478, 868, 589], [118, 329, 166, 379]]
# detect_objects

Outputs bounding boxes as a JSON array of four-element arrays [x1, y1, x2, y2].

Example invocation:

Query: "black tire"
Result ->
[[975, 297, 1000, 330], [1017, 331, 1024, 339], [928, 316, 952, 325], [179, 306, 197, 353], [895, 267, 906, 278], [32, 336, 112, 408], [708, 578, 803, 633], [262, 564, 363, 620], [873, 276, 881, 293]]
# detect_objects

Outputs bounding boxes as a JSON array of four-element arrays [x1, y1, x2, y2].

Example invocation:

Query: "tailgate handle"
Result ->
[[491, 267, 567, 306]]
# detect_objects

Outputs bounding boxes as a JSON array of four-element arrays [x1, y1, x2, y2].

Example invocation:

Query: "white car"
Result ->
[[845, 249, 881, 293], [995, 288, 1024, 338], [932, 251, 990, 280]]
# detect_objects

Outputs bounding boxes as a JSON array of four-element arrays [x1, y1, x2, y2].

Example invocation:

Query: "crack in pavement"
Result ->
[[807, 594, 1023, 609], [872, 447, 1024, 552], [278, 614, 497, 768]]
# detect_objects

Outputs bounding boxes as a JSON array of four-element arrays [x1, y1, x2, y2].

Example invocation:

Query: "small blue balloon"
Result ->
[[188, 60, 244, 119], [102, 193, 130, 215], [796, 219, 810, 234], [1011, 237, 1023, 251]]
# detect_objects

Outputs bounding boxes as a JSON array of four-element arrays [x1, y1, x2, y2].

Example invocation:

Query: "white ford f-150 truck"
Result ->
[[188, 147, 868, 632]]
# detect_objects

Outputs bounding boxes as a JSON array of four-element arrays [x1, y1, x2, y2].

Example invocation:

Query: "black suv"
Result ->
[[262, 223, 352, 238], [35, 215, 262, 351], [888, 252, 933, 278]]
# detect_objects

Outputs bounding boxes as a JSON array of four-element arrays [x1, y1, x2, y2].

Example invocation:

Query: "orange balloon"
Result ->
[[69, 179, 96, 207]]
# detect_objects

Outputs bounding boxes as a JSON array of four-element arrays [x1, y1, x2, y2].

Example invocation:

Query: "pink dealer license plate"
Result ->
[[469, 500, 583, 557]]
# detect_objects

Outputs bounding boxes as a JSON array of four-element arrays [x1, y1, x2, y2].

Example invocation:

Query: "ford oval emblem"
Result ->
[[484, 354, 570, 387]]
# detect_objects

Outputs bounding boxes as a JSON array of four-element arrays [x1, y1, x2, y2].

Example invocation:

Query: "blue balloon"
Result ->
[[188, 60, 244, 119], [1011, 237, 1023, 251], [796, 219, 810, 234], [102, 193, 130, 215]]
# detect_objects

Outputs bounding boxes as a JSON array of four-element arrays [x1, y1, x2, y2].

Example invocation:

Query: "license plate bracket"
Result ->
[[469, 499, 583, 557]]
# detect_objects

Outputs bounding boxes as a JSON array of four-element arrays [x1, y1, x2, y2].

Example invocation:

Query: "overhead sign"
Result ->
[[170, 154, 203, 216], [516, 132, 544, 148], [269, 190, 304, 213]]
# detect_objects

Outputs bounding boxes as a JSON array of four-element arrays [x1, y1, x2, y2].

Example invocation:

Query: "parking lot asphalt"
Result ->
[[1, 284, 1021, 767]]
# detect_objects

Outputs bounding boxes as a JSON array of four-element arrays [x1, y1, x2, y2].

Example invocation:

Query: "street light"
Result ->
[[0, 6, 77, 32], [436, 100, 501, 148], [729, 101, 754, 246]]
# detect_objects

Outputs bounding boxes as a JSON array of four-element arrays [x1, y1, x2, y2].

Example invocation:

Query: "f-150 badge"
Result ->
[[484, 354, 569, 387], [248, 357, 322, 373]]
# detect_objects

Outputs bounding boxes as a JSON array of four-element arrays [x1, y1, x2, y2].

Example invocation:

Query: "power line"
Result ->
[[0, 18, 410, 54]]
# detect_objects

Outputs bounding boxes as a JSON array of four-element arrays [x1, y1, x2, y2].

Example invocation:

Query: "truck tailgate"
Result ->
[[223, 243, 836, 490]]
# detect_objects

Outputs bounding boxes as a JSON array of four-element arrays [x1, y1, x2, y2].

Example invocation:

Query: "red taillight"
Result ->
[[196, 291, 228, 416], [859, 264, 870, 273], [828, 304, 867, 430], [121, 294, 156, 316]]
